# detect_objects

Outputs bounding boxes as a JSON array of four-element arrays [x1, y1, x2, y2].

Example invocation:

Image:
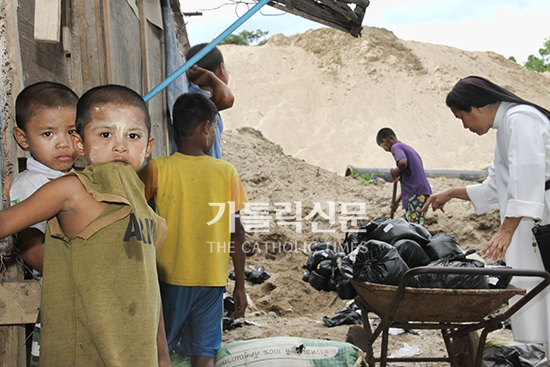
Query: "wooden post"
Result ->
[[0, 262, 29, 367]]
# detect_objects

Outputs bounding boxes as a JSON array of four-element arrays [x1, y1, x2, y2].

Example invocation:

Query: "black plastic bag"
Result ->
[[229, 266, 271, 285], [223, 296, 243, 331], [486, 261, 513, 289], [393, 239, 431, 268], [352, 240, 410, 286], [423, 233, 463, 261], [341, 231, 362, 254], [323, 303, 363, 327], [356, 217, 390, 244], [315, 259, 335, 278], [325, 275, 338, 292], [360, 216, 391, 241], [310, 241, 334, 252], [483, 343, 545, 367], [308, 270, 329, 291], [304, 249, 335, 272], [248, 266, 270, 284], [336, 278, 358, 300], [413, 252, 489, 289], [339, 256, 354, 276], [369, 218, 430, 246], [409, 222, 432, 241]]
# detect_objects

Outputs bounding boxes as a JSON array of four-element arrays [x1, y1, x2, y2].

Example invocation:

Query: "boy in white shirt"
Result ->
[[10, 81, 79, 366]]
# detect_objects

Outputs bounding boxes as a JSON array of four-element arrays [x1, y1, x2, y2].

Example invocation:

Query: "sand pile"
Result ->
[[220, 26, 550, 175]]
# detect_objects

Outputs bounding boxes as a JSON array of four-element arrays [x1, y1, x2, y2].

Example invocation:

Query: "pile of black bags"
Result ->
[[304, 216, 511, 291], [342, 216, 512, 289]]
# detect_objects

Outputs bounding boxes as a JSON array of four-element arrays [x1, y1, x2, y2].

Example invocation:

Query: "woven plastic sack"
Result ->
[[215, 337, 363, 367]]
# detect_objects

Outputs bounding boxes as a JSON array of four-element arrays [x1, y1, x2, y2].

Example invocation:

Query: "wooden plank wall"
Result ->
[[18, 0, 70, 86], [143, 0, 169, 158], [1, 0, 29, 364]]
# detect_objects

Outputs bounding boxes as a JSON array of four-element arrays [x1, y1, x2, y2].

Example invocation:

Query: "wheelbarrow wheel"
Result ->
[[452, 331, 479, 367]]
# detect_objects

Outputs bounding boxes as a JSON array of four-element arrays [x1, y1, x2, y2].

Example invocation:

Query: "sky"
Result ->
[[179, 0, 550, 64]]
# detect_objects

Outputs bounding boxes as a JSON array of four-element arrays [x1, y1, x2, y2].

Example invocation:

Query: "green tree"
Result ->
[[220, 29, 269, 46], [523, 37, 550, 72]]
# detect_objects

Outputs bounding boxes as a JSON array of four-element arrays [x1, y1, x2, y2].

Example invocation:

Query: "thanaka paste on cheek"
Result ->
[[88, 146, 101, 164]]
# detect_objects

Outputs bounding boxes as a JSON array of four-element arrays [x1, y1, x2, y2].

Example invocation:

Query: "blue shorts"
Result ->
[[160, 282, 224, 358]]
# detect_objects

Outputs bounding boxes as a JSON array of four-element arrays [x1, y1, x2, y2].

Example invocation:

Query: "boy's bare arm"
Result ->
[[0, 177, 78, 239], [157, 308, 171, 367], [0, 175, 105, 240], [17, 228, 45, 273], [187, 65, 234, 111], [138, 162, 158, 202], [230, 214, 247, 317], [391, 158, 408, 178]]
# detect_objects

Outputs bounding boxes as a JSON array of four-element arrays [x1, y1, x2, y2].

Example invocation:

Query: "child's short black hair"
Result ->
[[15, 81, 78, 130], [172, 93, 217, 138], [376, 128, 397, 145], [76, 85, 151, 139], [185, 43, 224, 73]]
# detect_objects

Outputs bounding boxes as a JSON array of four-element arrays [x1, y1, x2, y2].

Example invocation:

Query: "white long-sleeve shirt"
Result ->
[[467, 101, 550, 343]]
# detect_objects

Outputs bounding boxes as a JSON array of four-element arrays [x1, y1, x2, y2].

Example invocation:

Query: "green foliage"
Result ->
[[219, 29, 269, 46], [220, 34, 248, 46], [351, 169, 377, 185], [523, 37, 550, 72], [508, 56, 517, 63]]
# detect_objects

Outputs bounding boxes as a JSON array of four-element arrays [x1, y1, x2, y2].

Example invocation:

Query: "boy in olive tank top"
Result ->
[[0, 85, 170, 367]]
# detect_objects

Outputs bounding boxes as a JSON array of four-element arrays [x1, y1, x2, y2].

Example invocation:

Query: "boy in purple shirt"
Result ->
[[377, 128, 432, 225]]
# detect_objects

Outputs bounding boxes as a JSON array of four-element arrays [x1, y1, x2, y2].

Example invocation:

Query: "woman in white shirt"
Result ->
[[423, 76, 550, 366]]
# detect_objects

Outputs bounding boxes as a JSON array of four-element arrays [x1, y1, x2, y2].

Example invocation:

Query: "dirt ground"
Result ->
[[220, 127, 513, 366]]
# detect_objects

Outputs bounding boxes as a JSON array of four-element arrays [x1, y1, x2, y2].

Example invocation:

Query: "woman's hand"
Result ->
[[421, 189, 452, 213], [421, 187, 470, 213], [481, 217, 522, 261]]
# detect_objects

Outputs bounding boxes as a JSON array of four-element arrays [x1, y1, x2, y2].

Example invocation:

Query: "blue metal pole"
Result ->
[[144, 0, 271, 102]]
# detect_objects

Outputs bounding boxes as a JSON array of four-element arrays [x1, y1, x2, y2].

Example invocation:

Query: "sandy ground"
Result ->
[[219, 127, 512, 366]]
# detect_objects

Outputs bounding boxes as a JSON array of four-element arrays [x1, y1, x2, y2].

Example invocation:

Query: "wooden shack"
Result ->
[[0, 0, 189, 364]]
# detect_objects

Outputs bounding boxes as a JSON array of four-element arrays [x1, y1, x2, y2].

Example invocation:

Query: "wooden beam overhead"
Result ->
[[268, 0, 369, 37]]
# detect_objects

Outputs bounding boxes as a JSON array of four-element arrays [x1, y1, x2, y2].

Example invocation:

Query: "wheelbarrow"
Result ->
[[338, 260, 550, 367]]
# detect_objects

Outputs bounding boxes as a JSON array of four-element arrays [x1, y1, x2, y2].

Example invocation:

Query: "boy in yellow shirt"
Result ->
[[1, 84, 170, 366], [139, 92, 248, 367]]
